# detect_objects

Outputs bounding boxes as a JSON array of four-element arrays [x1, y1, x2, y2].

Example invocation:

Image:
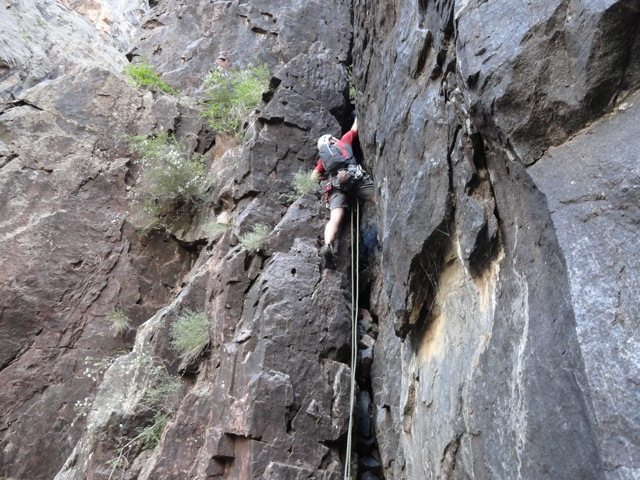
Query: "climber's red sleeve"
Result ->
[[314, 159, 325, 174], [339, 129, 358, 147]]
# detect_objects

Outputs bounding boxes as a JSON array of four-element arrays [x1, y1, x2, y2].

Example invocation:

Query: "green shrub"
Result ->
[[203, 63, 270, 136], [345, 65, 357, 102], [283, 171, 318, 204], [107, 413, 170, 475], [292, 170, 318, 196], [239, 224, 270, 252], [170, 311, 210, 365], [138, 412, 169, 449], [108, 309, 130, 337], [105, 359, 181, 477], [202, 220, 229, 239], [128, 133, 206, 226], [140, 365, 182, 413], [124, 61, 178, 95]]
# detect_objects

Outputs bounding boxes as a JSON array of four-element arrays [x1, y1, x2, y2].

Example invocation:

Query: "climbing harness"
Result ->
[[323, 165, 367, 208], [344, 201, 360, 480]]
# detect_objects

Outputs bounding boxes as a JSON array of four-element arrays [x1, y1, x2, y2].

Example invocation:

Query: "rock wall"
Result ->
[[2, 0, 356, 478], [0, 1, 202, 477], [353, 0, 640, 478], [0, 0, 639, 479]]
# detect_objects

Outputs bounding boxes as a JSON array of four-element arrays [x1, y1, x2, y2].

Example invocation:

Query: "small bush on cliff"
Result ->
[[108, 309, 131, 337], [202, 219, 229, 239], [124, 61, 178, 95], [170, 310, 210, 365], [239, 224, 270, 253], [128, 133, 206, 229], [137, 412, 169, 449], [345, 65, 357, 102], [283, 171, 318, 204], [140, 364, 182, 412], [106, 358, 182, 478], [203, 63, 270, 137], [292, 170, 318, 196], [136, 365, 180, 448]]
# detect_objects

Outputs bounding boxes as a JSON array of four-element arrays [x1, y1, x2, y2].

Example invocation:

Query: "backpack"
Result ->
[[319, 142, 355, 176]]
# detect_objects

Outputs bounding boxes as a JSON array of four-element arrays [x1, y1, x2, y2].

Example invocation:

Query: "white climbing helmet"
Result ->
[[317, 134, 334, 150]]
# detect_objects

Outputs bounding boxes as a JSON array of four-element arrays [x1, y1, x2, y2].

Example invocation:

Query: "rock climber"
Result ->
[[311, 117, 374, 267]]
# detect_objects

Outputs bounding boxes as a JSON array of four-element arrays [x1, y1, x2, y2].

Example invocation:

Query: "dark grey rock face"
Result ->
[[354, 0, 639, 478], [456, 0, 640, 163], [530, 93, 640, 477], [128, 0, 352, 95]]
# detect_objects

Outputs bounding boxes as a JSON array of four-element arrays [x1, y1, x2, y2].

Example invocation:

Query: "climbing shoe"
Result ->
[[320, 244, 336, 269]]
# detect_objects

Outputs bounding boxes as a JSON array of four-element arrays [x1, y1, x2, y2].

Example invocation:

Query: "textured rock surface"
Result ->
[[0, 3, 202, 476], [1, 0, 639, 479], [2, 0, 356, 478], [128, 0, 352, 95], [0, 1, 127, 99], [66, 0, 148, 50], [354, 0, 640, 478], [530, 92, 640, 477]]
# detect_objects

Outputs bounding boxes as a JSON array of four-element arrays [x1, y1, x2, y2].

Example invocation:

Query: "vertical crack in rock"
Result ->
[[440, 431, 463, 478], [352, 306, 384, 478]]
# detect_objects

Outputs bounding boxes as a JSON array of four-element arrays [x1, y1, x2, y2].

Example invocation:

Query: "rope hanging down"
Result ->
[[344, 201, 359, 480]]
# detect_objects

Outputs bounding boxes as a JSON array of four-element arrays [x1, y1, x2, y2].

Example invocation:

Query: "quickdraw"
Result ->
[[348, 164, 364, 181]]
